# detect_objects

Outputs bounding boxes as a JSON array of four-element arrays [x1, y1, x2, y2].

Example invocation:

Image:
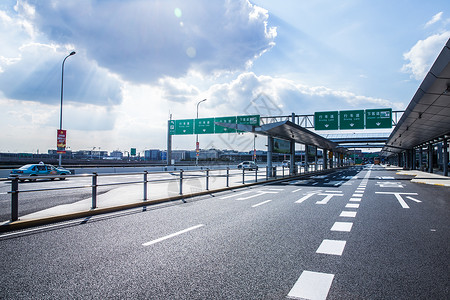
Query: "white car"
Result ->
[[237, 161, 258, 171]]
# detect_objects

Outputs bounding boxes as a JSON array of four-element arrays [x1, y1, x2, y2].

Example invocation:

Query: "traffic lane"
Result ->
[[0, 176, 355, 299], [328, 167, 450, 299]]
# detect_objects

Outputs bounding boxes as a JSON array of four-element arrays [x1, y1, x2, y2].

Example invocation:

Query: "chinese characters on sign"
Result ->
[[169, 115, 260, 135], [314, 108, 392, 130]]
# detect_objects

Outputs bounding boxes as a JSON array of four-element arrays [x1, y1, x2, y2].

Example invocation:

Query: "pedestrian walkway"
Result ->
[[395, 169, 450, 187]]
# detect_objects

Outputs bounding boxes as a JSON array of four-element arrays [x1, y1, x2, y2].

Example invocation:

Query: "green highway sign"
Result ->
[[195, 118, 215, 134], [237, 115, 260, 126], [174, 119, 194, 135], [366, 108, 392, 129], [340, 110, 364, 130], [214, 116, 237, 133], [314, 111, 339, 130], [169, 115, 260, 135]]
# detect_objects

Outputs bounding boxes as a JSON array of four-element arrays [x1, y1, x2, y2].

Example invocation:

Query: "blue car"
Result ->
[[10, 163, 71, 182]]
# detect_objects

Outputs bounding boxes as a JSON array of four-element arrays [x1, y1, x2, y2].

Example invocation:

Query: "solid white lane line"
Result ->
[[340, 211, 357, 218], [291, 188, 302, 193], [287, 271, 334, 300], [349, 198, 361, 202], [316, 239, 347, 256], [325, 190, 342, 193], [220, 190, 252, 199], [267, 188, 284, 191], [142, 224, 204, 246], [345, 203, 360, 208], [331, 222, 353, 232], [252, 200, 272, 207]]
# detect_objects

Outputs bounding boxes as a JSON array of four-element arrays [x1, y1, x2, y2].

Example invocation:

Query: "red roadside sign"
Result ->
[[57, 129, 66, 154]]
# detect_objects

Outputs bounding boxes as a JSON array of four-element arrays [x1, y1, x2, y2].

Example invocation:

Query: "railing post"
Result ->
[[11, 177, 19, 221], [226, 167, 229, 187], [179, 169, 183, 195], [143, 171, 148, 201], [242, 168, 245, 184], [255, 167, 258, 182], [206, 168, 209, 190], [282, 166, 285, 177], [92, 172, 97, 209]]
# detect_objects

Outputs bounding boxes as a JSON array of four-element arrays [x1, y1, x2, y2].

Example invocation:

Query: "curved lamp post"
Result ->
[[58, 51, 76, 167], [196, 99, 207, 166]]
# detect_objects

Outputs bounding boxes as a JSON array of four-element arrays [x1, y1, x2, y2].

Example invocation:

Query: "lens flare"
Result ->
[[174, 8, 182, 18]]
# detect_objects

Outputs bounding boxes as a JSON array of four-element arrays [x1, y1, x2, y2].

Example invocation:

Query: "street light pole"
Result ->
[[195, 98, 207, 166], [58, 51, 76, 167]]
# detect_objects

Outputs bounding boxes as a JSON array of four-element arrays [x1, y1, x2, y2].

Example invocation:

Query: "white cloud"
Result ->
[[402, 32, 450, 80], [425, 12, 443, 27], [22, 0, 276, 84]]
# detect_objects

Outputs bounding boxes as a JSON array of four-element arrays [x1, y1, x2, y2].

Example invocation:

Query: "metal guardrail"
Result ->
[[4, 163, 330, 222]]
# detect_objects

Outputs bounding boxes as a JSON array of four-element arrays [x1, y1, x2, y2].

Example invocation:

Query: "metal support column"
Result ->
[[167, 120, 172, 166], [323, 149, 328, 170], [443, 138, 448, 176], [290, 139, 295, 175], [267, 136, 273, 177], [428, 144, 433, 173], [419, 147, 423, 170]]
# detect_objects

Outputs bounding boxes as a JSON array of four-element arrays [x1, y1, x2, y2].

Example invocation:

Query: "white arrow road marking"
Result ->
[[316, 193, 343, 204], [375, 192, 419, 208], [295, 191, 321, 203], [406, 196, 422, 203]]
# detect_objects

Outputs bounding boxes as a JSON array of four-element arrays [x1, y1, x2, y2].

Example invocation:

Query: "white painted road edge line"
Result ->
[[252, 200, 272, 207], [287, 270, 334, 300], [142, 224, 205, 246], [220, 190, 252, 199]]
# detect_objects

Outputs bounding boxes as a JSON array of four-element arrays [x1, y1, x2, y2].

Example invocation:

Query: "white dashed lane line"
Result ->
[[142, 224, 205, 246], [330, 221, 353, 232], [316, 239, 347, 256], [251, 200, 272, 208], [340, 211, 357, 218], [288, 271, 335, 300]]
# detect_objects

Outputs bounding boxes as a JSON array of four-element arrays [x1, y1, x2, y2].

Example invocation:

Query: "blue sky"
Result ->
[[0, 0, 449, 153]]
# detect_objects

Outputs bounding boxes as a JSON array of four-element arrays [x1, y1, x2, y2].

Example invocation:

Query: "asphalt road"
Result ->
[[0, 165, 448, 299]]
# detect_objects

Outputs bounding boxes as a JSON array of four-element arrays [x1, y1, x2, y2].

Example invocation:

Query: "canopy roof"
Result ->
[[382, 39, 450, 155], [215, 120, 346, 153]]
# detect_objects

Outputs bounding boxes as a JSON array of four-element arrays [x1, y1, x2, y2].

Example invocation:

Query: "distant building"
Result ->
[[110, 150, 123, 159], [144, 149, 162, 161]]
